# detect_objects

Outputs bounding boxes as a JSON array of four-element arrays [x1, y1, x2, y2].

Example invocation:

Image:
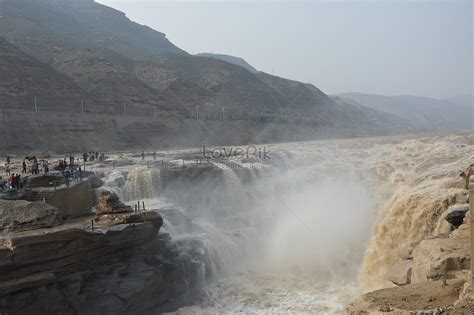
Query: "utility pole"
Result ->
[[196, 105, 199, 120], [34, 96, 38, 113], [222, 107, 225, 121]]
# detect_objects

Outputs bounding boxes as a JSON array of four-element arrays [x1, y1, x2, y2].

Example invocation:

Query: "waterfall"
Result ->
[[121, 167, 161, 201], [359, 134, 472, 289], [97, 133, 473, 313]]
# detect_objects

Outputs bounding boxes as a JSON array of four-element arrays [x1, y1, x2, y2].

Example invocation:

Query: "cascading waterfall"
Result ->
[[359, 135, 473, 289], [99, 133, 473, 313], [121, 167, 161, 201]]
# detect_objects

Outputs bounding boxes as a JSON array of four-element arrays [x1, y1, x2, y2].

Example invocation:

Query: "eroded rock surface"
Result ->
[[96, 191, 133, 214], [0, 207, 207, 314], [411, 222, 470, 283], [0, 199, 62, 232], [445, 203, 469, 227], [386, 260, 413, 286]]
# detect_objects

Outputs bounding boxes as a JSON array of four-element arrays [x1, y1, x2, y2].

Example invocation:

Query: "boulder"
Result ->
[[411, 231, 470, 283], [95, 191, 132, 215], [445, 204, 469, 227], [94, 210, 163, 230], [399, 243, 417, 260], [0, 200, 62, 232], [89, 176, 103, 189], [386, 260, 413, 286]]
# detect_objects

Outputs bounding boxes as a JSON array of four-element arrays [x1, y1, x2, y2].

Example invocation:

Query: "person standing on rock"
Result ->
[[4, 163, 10, 176], [32, 159, 39, 175], [22, 160, 27, 173], [43, 161, 49, 175], [142, 151, 145, 161], [153, 151, 157, 160], [10, 173, 16, 189], [16, 174, 21, 189]]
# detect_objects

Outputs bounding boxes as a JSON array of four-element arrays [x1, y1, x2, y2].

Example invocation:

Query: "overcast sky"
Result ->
[[98, 0, 472, 99]]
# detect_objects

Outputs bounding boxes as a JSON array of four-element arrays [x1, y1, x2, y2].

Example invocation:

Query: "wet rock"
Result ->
[[124, 211, 163, 228], [95, 210, 163, 230], [411, 231, 470, 282], [386, 260, 413, 286], [445, 204, 469, 227], [399, 243, 417, 260], [379, 303, 393, 312], [0, 199, 62, 232], [95, 191, 132, 214], [460, 164, 474, 189], [89, 175, 103, 189]]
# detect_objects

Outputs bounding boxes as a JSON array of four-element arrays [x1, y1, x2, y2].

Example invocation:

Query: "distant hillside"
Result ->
[[195, 53, 258, 73], [0, 37, 94, 112], [48, 47, 173, 114], [447, 94, 473, 109], [134, 54, 281, 113], [336, 93, 473, 131], [0, 0, 186, 62], [0, 0, 417, 152]]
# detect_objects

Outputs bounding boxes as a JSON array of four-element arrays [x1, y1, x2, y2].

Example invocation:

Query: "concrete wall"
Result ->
[[48, 179, 95, 217]]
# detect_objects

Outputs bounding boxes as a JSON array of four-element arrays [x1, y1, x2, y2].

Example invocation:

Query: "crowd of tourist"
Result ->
[[1, 152, 105, 191]]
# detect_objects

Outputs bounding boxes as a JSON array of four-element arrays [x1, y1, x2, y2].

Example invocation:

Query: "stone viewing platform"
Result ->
[[1, 171, 96, 218]]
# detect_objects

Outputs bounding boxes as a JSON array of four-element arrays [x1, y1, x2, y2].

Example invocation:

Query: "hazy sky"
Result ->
[[98, 0, 472, 99]]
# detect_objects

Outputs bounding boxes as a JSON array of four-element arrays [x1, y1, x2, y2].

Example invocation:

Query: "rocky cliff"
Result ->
[[0, 194, 207, 314]]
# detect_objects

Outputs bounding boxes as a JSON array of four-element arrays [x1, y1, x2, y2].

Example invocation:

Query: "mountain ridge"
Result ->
[[0, 0, 416, 152], [195, 53, 258, 73], [336, 92, 473, 131]]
